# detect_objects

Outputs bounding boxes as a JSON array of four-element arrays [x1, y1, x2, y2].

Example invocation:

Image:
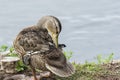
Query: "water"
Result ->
[[0, 0, 120, 63]]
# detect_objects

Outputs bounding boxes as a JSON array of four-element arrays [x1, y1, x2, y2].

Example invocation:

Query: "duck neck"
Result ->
[[36, 17, 48, 29]]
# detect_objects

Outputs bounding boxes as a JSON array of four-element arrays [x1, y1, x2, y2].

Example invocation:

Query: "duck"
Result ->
[[13, 16, 75, 80]]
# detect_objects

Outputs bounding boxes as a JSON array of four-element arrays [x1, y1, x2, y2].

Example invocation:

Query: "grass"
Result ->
[[0, 45, 27, 72], [0, 45, 120, 80], [55, 63, 105, 80]]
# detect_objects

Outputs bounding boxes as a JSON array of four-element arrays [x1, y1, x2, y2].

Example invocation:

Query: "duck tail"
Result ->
[[45, 61, 75, 77]]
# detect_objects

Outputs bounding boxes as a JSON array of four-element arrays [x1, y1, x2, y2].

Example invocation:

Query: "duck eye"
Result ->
[[56, 31, 58, 34], [56, 27, 59, 34]]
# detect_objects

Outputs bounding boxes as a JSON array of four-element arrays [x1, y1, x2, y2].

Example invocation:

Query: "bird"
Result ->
[[13, 16, 75, 80]]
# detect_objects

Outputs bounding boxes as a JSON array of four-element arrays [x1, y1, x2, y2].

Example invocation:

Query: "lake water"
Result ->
[[0, 0, 120, 63]]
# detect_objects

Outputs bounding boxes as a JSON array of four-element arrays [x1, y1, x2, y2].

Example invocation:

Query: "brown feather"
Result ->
[[13, 25, 54, 56], [13, 16, 75, 78]]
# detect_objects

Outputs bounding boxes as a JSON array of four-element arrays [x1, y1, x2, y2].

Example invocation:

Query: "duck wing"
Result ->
[[45, 48, 75, 77], [13, 26, 53, 56]]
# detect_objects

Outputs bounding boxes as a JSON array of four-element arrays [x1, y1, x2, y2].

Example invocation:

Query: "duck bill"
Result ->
[[52, 35, 58, 48]]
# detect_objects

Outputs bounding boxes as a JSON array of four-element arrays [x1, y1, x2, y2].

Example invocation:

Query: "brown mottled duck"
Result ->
[[13, 16, 75, 80]]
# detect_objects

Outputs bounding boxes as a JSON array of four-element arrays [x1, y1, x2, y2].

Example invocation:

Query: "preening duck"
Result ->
[[13, 16, 75, 80]]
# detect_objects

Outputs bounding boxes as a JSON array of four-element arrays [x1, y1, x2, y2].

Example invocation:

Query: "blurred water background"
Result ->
[[0, 0, 120, 63]]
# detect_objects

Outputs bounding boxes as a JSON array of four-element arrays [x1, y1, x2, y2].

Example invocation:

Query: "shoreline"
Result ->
[[0, 60, 120, 80]]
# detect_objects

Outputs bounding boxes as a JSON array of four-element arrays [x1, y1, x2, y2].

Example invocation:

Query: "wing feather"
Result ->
[[45, 48, 75, 77], [13, 26, 53, 56]]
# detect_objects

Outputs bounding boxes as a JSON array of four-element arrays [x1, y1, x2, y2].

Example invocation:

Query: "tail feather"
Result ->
[[46, 61, 75, 77]]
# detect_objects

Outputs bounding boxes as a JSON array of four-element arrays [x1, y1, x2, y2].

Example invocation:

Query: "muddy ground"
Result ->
[[0, 60, 120, 80]]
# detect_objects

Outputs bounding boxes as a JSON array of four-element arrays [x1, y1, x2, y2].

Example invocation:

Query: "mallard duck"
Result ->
[[13, 16, 75, 80]]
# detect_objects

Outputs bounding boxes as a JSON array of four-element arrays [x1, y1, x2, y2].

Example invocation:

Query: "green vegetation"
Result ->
[[0, 45, 120, 80], [55, 53, 116, 80], [96, 53, 114, 64], [0, 45, 8, 52], [0, 45, 27, 72], [15, 60, 27, 72], [7, 46, 18, 57], [64, 51, 73, 60]]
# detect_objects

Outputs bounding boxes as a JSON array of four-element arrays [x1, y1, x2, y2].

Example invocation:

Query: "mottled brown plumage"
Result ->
[[14, 26, 53, 56], [13, 16, 75, 80]]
